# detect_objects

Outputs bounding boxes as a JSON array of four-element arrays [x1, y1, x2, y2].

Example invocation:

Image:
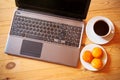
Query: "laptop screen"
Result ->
[[16, 0, 91, 19]]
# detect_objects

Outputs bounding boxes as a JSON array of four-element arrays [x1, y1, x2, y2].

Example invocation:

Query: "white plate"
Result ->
[[80, 44, 108, 71], [86, 16, 115, 44]]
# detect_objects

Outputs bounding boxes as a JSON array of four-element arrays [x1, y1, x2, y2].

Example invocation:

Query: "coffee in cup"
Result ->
[[93, 20, 111, 37]]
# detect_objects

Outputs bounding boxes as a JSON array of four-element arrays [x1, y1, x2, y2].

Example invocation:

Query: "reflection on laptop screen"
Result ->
[[16, 0, 91, 19]]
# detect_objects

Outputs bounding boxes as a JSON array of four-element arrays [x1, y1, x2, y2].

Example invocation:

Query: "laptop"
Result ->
[[5, 0, 91, 67]]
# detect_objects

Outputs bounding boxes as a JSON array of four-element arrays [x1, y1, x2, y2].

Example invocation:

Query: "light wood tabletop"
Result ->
[[0, 0, 120, 80]]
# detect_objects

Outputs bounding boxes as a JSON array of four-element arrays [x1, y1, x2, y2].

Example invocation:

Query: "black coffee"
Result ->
[[94, 20, 109, 36]]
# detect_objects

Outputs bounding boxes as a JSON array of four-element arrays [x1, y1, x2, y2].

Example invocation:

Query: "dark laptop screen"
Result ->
[[16, 0, 91, 19]]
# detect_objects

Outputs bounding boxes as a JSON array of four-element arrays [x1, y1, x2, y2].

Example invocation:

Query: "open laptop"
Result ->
[[5, 0, 91, 67]]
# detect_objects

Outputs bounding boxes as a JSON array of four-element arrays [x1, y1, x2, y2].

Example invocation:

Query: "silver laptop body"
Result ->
[[5, 0, 91, 67]]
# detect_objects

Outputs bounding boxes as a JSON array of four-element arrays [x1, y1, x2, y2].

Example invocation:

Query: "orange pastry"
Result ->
[[92, 47, 103, 58], [91, 58, 103, 69], [82, 50, 93, 63]]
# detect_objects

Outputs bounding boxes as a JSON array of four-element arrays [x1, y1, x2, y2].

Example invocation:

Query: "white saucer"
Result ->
[[80, 44, 108, 71], [86, 16, 115, 44]]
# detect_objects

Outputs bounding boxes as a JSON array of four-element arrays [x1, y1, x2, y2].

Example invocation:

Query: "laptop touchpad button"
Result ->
[[20, 40, 43, 58]]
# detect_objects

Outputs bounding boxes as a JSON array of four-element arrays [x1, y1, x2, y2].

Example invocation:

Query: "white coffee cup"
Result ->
[[86, 16, 115, 44], [91, 16, 113, 38]]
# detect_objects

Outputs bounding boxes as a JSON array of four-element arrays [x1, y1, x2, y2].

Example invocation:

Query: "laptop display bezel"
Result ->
[[15, 0, 91, 20]]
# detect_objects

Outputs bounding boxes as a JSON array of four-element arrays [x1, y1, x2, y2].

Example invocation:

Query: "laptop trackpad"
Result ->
[[20, 40, 43, 58]]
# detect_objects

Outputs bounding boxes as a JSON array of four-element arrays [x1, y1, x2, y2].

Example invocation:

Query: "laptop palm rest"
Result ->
[[5, 36, 80, 67]]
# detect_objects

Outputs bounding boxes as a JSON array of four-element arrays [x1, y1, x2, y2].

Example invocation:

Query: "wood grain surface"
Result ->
[[0, 0, 120, 80]]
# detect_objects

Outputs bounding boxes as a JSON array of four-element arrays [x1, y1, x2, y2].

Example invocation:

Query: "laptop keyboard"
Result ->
[[10, 15, 82, 47]]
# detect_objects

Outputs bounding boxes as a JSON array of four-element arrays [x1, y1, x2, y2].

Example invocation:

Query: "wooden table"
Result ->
[[0, 0, 120, 80]]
